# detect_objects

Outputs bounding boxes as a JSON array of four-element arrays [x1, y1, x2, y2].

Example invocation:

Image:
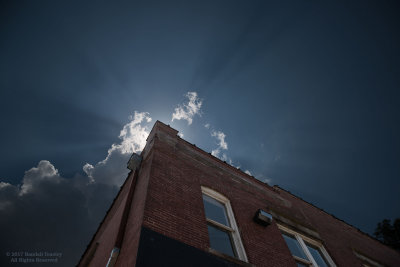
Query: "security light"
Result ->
[[254, 209, 273, 226], [127, 153, 142, 171]]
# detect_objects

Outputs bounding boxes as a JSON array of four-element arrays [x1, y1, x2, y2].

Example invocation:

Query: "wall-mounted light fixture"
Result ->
[[127, 153, 142, 171], [254, 209, 273, 226]]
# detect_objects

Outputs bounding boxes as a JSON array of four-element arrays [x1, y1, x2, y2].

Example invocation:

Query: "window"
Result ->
[[278, 224, 336, 267], [201, 186, 247, 261]]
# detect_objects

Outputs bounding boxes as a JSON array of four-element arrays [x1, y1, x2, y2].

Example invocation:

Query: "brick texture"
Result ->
[[80, 121, 400, 267]]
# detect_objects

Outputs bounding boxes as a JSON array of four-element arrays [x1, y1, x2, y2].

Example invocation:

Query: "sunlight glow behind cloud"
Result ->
[[83, 111, 152, 185], [0, 91, 261, 266]]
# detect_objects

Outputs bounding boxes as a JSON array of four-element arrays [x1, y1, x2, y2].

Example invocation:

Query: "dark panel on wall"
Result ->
[[136, 227, 243, 267]]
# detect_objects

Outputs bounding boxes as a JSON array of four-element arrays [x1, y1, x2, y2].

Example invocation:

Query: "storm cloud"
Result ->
[[0, 160, 119, 266], [0, 111, 153, 266]]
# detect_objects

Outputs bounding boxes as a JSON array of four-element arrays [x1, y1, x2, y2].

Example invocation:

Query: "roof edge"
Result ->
[[153, 121, 397, 252]]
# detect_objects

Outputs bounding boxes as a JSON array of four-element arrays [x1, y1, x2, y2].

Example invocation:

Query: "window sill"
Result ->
[[208, 248, 254, 267]]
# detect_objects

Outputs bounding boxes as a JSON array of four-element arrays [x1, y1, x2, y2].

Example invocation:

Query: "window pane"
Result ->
[[297, 262, 310, 267], [203, 194, 230, 226], [207, 224, 236, 257], [306, 243, 329, 267], [282, 233, 308, 260]]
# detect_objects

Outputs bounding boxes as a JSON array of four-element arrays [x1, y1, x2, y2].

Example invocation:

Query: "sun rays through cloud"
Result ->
[[0, 91, 260, 267]]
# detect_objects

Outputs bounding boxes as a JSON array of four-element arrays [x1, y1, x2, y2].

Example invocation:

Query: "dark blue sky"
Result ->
[[1, 1, 400, 265]]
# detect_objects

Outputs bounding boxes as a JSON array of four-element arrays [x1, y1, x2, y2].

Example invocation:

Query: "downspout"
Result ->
[[106, 153, 142, 267]]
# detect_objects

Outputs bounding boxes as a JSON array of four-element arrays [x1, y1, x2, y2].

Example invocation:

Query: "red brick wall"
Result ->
[[79, 137, 155, 267], [78, 170, 135, 267], [277, 188, 400, 266], [140, 122, 400, 267], [115, 147, 154, 267], [80, 121, 400, 267]]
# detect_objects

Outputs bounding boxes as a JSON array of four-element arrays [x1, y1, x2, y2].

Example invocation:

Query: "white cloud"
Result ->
[[0, 182, 11, 189], [0, 110, 153, 265], [263, 178, 272, 184], [211, 149, 220, 157], [211, 130, 228, 150], [20, 160, 62, 195], [177, 132, 184, 138], [210, 130, 234, 166], [208, 126, 253, 177], [171, 92, 202, 125], [211, 130, 229, 161], [253, 174, 272, 185], [244, 170, 252, 176], [83, 163, 95, 182], [0, 182, 13, 211], [83, 111, 152, 186], [218, 153, 232, 165], [113, 111, 152, 154], [208, 128, 254, 178], [0, 160, 119, 266]]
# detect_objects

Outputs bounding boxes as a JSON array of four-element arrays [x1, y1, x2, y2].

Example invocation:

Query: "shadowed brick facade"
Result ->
[[79, 121, 400, 267]]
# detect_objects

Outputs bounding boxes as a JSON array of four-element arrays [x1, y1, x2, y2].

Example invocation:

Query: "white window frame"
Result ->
[[201, 186, 248, 262], [278, 224, 336, 267]]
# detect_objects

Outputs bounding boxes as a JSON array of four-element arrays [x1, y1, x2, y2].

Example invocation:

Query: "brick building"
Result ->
[[79, 121, 400, 267]]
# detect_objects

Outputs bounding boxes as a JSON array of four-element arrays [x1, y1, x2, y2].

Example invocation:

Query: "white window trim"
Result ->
[[278, 224, 336, 267], [201, 186, 248, 262]]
